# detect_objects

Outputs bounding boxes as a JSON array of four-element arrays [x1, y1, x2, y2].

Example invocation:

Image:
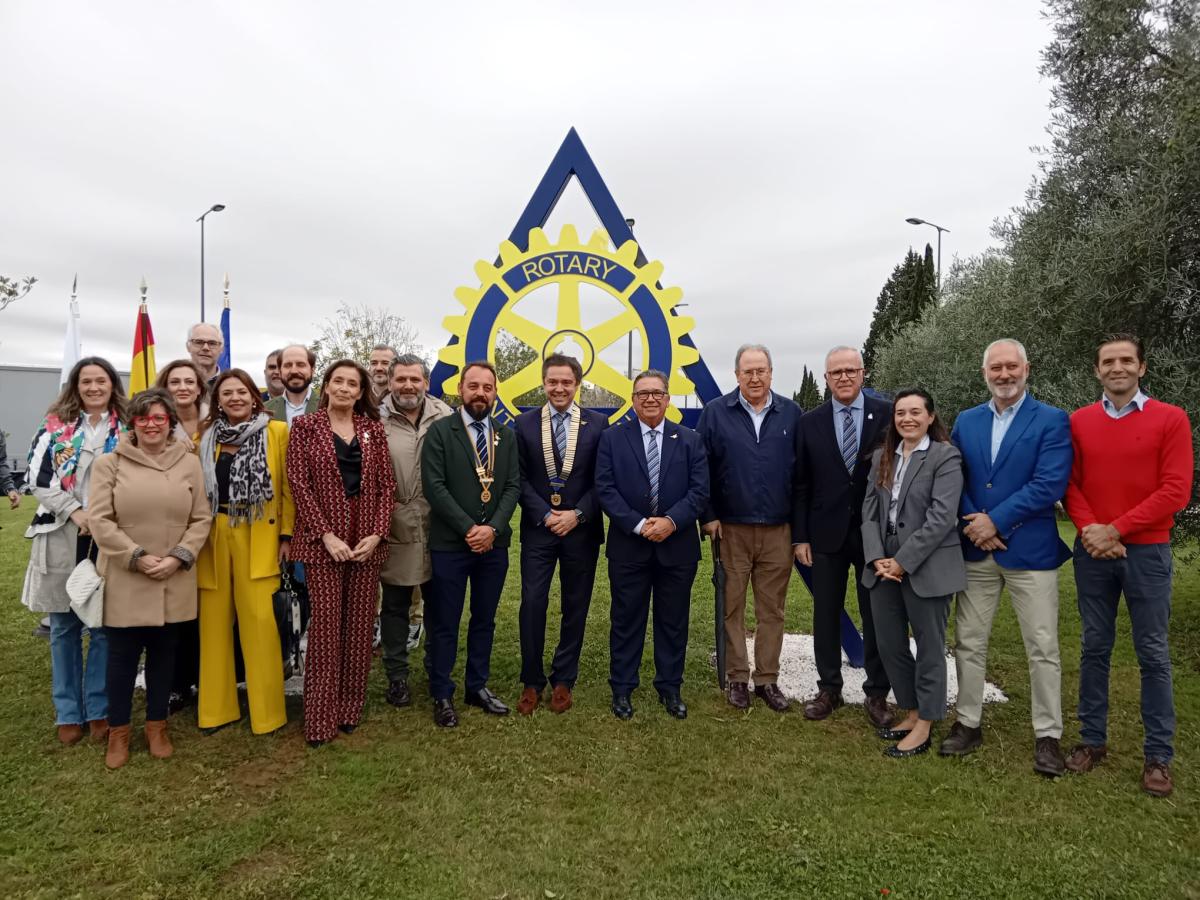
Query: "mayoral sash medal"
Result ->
[[470, 424, 498, 503], [542, 403, 580, 507]]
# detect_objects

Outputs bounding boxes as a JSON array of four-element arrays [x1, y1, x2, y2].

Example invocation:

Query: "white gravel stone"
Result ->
[[738, 632, 1008, 706]]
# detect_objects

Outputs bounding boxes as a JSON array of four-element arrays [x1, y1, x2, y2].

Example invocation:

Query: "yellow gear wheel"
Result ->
[[437, 225, 699, 424]]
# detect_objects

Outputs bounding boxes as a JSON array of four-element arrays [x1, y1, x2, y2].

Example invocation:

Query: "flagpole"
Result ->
[[139, 277, 150, 390], [219, 273, 232, 372], [60, 274, 82, 386]]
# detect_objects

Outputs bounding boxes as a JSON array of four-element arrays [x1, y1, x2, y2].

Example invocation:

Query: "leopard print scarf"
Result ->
[[199, 412, 274, 525]]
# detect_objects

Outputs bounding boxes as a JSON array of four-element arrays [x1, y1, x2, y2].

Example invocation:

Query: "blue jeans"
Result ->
[[1072, 540, 1175, 763], [49, 610, 109, 725]]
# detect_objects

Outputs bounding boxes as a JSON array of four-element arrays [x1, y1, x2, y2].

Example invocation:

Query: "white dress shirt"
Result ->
[[634, 418, 666, 535], [738, 392, 772, 440], [888, 434, 931, 529]]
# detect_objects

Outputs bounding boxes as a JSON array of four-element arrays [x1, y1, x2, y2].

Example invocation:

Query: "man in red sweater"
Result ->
[[1063, 334, 1194, 798]]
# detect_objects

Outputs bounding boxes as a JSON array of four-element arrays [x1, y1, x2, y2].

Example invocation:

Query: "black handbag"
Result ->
[[273, 563, 310, 679]]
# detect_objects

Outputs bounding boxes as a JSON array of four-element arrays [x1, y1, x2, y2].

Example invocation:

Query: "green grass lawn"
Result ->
[[1, 497, 1197, 899]]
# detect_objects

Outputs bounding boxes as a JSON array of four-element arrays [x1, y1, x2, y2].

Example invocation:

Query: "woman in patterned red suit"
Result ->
[[287, 359, 395, 747]]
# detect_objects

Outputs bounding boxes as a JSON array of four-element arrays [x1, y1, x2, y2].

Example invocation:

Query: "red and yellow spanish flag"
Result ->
[[130, 301, 157, 394]]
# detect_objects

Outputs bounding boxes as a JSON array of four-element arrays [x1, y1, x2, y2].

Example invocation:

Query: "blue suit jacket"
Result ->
[[515, 405, 608, 545], [951, 395, 1072, 570], [595, 418, 709, 566]]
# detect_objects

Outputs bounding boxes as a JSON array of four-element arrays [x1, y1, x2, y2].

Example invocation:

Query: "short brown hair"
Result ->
[[1095, 332, 1145, 365], [128, 388, 180, 440], [280, 344, 317, 367], [319, 359, 379, 420], [203, 369, 267, 429], [542, 353, 583, 382], [459, 360, 497, 384]]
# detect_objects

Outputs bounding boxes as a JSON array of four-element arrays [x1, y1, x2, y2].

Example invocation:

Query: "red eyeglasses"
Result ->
[[133, 414, 170, 427]]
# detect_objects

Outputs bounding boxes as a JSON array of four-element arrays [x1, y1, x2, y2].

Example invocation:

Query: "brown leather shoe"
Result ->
[[145, 720, 174, 759], [57, 724, 84, 746], [516, 686, 541, 716], [939, 721, 983, 756], [803, 690, 844, 721], [1142, 761, 1173, 798], [863, 695, 891, 729], [105, 724, 131, 769], [726, 680, 751, 710], [549, 684, 573, 714], [754, 683, 791, 713], [1033, 737, 1066, 777], [1064, 743, 1107, 774], [89, 718, 109, 742]]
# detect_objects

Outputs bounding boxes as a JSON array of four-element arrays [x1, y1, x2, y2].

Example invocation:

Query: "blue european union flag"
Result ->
[[218, 305, 231, 371]]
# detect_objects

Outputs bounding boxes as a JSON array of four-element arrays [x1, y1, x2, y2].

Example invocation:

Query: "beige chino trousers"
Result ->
[[719, 522, 793, 685], [953, 554, 1063, 738]]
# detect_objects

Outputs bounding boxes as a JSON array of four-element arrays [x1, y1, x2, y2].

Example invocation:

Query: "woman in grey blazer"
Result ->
[[862, 388, 966, 758]]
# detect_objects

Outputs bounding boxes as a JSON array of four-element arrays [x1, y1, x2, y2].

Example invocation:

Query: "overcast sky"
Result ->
[[1, 1, 1053, 398]]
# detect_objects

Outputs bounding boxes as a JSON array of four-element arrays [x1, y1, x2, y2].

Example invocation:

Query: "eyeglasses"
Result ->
[[189, 339, 223, 349], [739, 368, 770, 378], [133, 414, 170, 427], [826, 367, 864, 380], [633, 390, 668, 400]]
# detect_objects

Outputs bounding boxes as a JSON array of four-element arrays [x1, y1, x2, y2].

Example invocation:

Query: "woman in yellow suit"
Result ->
[[196, 369, 294, 734]]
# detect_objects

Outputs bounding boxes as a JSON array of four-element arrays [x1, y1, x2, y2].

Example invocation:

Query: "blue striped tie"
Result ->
[[553, 412, 567, 459], [471, 421, 488, 469], [646, 429, 660, 514], [841, 408, 858, 473]]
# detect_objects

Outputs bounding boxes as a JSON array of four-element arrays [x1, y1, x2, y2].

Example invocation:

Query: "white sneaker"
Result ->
[[372, 616, 382, 649], [406, 622, 423, 651]]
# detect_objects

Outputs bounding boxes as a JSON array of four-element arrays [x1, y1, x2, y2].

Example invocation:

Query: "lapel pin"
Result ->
[[867, 413, 874, 420]]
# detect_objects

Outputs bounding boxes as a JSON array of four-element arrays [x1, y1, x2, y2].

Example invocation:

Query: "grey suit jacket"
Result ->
[[861, 439, 966, 598]]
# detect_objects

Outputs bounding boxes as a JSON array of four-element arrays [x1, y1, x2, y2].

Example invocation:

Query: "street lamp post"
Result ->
[[197, 203, 226, 321], [904, 217, 949, 290]]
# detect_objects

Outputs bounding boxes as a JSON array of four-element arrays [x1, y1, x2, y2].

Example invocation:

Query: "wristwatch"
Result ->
[[574, 509, 586, 523]]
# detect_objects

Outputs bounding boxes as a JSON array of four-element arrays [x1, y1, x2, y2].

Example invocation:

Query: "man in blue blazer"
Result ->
[[514, 354, 608, 715], [941, 339, 1073, 775], [595, 370, 709, 721]]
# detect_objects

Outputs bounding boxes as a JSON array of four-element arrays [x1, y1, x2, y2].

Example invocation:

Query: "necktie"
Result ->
[[646, 429, 660, 514], [471, 421, 488, 469], [841, 407, 858, 473], [553, 412, 567, 460]]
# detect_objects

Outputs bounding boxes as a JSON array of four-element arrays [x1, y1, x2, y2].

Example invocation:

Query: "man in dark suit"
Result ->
[[515, 353, 608, 715], [794, 345, 892, 726], [421, 360, 520, 727], [596, 370, 709, 721]]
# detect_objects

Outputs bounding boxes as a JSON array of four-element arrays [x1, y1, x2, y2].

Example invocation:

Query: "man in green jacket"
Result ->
[[420, 360, 520, 727], [264, 345, 320, 425]]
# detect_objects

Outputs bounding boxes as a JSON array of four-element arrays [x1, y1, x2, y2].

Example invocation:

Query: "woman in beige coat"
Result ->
[[88, 389, 212, 768]]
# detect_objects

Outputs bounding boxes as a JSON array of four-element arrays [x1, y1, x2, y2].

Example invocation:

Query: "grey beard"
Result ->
[[392, 392, 423, 410]]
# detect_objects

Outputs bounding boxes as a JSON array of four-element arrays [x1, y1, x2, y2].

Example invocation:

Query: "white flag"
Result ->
[[60, 276, 82, 385]]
